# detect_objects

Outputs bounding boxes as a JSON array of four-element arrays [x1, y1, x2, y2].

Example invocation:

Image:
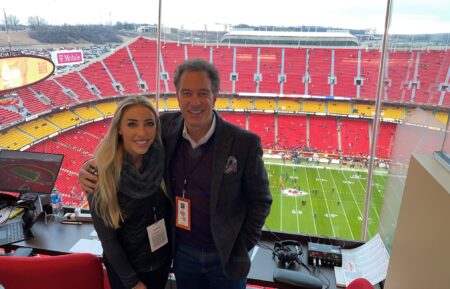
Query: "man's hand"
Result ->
[[79, 159, 98, 194]]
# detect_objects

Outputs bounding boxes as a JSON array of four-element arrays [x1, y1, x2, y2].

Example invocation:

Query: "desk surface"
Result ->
[[8, 217, 95, 255], [248, 241, 337, 289], [7, 219, 380, 289]]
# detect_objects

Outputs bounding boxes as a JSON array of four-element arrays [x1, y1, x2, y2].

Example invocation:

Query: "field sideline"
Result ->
[[263, 162, 388, 241]]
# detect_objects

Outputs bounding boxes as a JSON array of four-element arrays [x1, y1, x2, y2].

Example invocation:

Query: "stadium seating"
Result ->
[[0, 108, 22, 126], [277, 114, 307, 150], [376, 122, 396, 159], [353, 103, 374, 117], [308, 48, 332, 96], [231, 97, 253, 110], [57, 127, 101, 154], [32, 80, 77, 107], [57, 72, 97, 101], [328, 101, 351, 115], [215, 97, 230, 110], [309, 116, 339, 153], [0, 127, 35, 150], [258, 47, 282, 94], [72, 106, 103, 120], [15, 87, 52, 115], [234, 46, 259, 93], [248, 113, 275, 148], [211, 45, 234, 93], [385, 50, 412, 102], [414, 50, 449, 105], [0, 37, 448, 131], [434, 111, 449, 125], [359, 49, 380, 99], [103, 46, 142, 94], [46, 111, 83, 129], [302, 100, 325, 113], [95, 101, 118, 116], [333, 49, 359, 97], [18, 119, 59, 139], [3, 37, 448, 218], [149, 97, 165, 111], [382, 106, 405, 119], [278, 99, 300, 112], [254, 98, 276, 111], [219, 112, 247, 129], [165, 96, 179, 109], [25, 120, 109, 207], [80, 61, 118, 98], [283, 47, 307, 95], [340, 119, 370, 156], [127, 37, 158, 92], [161, 42, 186, 92]]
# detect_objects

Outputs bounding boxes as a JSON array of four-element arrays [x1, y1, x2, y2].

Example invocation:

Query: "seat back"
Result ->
[[0, 253, 104, 289]]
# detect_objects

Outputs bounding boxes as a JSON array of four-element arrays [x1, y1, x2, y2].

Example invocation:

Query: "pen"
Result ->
[[62, 221, 83, 225], [8, 208, 24, 219]]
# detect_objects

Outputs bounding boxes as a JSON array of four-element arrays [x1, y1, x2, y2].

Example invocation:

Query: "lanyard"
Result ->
[[181, 141, 207, 198]]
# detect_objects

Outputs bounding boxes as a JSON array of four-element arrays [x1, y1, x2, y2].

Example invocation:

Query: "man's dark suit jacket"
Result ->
[[160, 111, 272, 280]]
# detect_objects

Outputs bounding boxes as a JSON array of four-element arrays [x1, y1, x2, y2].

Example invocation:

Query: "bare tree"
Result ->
[[5, 15, 20, 31], [28, 16, 47, 29]]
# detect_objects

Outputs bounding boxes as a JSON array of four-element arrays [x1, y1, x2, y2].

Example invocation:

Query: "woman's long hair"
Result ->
[[91, 95, 162, 229]]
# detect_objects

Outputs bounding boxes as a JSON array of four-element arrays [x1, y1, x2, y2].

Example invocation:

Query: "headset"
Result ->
[[273, 240, 303, 268]]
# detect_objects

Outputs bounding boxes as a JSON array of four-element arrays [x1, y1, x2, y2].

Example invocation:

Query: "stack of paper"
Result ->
[[334, 234, 390, 287], [69, 230, 103, 256]]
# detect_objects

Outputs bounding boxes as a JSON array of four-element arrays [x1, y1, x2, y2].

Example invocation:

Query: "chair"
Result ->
[[347, 278, 375, 289], [0, 253, 104, 289]]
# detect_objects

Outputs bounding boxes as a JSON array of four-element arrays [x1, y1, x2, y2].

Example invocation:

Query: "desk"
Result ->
[[248, 241, 336, 288], [6, 220, 380, 289], [6, 217, 95, 255], [248, 232, 381, 289]]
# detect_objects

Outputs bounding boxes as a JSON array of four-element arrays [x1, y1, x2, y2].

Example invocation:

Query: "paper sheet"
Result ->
[[334, 233, 390, 287], [69, 238, 103, 256]]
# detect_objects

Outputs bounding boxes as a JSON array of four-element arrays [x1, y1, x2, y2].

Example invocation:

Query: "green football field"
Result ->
[[263, 163, 390, 241]]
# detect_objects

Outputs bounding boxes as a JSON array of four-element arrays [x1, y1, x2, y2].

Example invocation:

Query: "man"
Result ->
[[79, 58, 272, 289]]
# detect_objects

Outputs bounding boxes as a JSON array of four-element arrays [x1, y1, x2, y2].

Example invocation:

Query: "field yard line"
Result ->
[[291, 167, 300, 233], [339, 171, 363, 216], [304, 167, 318, 235], [316, 168, 336, 238], [327, 170, 354, 240], [354, 173, 381, 221]]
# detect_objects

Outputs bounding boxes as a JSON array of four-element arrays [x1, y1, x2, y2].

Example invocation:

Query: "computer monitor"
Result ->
[[0, 150, 64, 195]]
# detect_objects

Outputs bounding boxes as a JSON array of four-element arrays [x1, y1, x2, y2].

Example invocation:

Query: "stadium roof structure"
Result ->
[[221, 30, 359, 47]]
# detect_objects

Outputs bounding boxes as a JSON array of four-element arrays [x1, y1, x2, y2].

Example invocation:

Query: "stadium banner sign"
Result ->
[[51, 50, 84, 66], [0, 55, 55, 94]]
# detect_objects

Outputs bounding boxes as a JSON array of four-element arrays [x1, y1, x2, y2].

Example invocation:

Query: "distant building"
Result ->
[[220, 31, 359, 47], [137, 25, 172, 34]]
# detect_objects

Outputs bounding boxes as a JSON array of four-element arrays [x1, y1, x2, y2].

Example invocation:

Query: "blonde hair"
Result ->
[[92, 95, 161, 229]]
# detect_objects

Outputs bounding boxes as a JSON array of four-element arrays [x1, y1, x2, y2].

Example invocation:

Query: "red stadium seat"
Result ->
[[0, 253, 104, 289]]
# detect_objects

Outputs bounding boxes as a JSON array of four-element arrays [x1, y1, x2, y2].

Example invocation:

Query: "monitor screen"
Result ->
[[0, 150, 64, 194]]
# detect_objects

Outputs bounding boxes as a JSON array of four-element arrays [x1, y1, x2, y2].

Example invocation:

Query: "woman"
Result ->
[[88, 95, 171, 289]]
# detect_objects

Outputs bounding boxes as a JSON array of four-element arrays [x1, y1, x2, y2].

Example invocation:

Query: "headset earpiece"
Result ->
[[273, 240, 302, 268]]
